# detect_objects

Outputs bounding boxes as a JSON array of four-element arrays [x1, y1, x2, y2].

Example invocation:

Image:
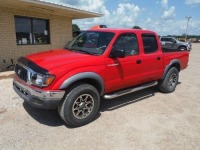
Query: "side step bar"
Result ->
[[104, 81, 158, 99]]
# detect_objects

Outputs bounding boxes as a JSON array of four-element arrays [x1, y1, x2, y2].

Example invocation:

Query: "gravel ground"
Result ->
[[0, 44, 200, 150]]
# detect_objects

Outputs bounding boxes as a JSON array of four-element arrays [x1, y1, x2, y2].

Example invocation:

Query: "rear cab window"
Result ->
[[142, 34, 158, 54]]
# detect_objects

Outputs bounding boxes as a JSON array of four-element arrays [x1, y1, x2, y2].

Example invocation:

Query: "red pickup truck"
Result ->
[[13, 28, 189, 127]]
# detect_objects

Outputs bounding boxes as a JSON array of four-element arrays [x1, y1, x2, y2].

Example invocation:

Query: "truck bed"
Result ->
[[163, 50, 189, 71]]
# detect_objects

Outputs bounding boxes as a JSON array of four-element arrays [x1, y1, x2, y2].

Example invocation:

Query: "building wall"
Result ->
[[0, 7, 72, 70]]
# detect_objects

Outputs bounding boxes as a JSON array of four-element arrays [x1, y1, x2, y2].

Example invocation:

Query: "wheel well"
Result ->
[[178, 45, 186, 49], [161, 61, 181, 80], [66, 78, 103, 95], [170, 63, 180, 72]]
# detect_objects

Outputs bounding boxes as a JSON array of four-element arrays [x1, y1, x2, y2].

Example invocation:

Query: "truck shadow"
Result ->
[[23, 83, 181, 127], [23, 102, 65, 126], [100, 81, 181, 112], [23, 102, 101, 128]]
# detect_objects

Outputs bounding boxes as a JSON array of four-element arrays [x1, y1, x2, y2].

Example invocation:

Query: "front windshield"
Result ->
[[66, 31, 115, 55], [174, 37, 179, 42]]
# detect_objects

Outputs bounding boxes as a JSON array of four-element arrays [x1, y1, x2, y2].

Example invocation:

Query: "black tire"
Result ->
[[158, 67, 179, 93], [178, 46, 186, 51], [58, 83, 100, 127]]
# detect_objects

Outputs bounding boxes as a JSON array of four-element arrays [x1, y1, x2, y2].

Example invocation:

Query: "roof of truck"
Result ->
[[89, 28, 157, 34]]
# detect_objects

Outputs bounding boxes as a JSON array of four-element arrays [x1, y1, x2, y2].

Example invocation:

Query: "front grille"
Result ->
[[15, 64, 28, 82]]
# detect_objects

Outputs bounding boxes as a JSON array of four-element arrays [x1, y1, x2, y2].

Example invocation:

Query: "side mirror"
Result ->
[[110, 48, 125, 58]]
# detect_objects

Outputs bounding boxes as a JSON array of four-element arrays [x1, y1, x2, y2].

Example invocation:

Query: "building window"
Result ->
[[14, 16, 50, 45]]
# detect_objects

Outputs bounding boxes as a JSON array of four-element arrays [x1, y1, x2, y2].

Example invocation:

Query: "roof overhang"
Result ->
[[0, 0, 103, 19]]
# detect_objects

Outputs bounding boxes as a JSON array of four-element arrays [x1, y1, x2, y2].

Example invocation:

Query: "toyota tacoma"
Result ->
[[13, 28, 189, 127]]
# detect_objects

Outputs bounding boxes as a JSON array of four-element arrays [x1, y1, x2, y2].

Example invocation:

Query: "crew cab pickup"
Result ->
[[13, 29, 189, 127], [160, 36, 192, 51]]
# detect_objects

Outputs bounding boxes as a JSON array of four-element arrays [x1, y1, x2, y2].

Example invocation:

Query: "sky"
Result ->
[[44, 0, 200, 36]]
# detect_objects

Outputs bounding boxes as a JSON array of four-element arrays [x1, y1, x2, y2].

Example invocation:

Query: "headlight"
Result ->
[[31, 73, 55, 87]]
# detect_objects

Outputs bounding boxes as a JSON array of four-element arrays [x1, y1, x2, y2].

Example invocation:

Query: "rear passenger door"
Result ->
[[140, 34, 163, 82]]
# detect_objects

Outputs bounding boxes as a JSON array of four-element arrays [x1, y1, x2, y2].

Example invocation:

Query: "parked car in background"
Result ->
[[90, 25, 107, 29], [73, 25, 107, 38], [160, 37, 191, 51]]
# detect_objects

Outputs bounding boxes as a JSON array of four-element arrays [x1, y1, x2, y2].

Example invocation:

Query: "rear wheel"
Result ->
[[58, 83, 100, 127], [158, 67, 179, 93]]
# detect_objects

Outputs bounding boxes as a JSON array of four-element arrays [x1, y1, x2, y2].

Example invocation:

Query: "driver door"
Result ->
[[104, 33, 143, 93]]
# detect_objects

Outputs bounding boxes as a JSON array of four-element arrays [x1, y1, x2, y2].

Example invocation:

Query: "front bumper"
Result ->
[[187, 44, 192, 51], [13, 76, 65, 109]]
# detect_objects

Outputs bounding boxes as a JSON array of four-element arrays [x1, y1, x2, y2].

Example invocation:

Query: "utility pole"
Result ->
[[185, 16, 192, 42]]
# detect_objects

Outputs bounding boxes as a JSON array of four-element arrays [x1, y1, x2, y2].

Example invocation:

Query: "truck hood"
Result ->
[[25, 49, 98, 70]]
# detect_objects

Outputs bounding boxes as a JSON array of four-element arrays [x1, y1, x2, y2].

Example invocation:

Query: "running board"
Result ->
[[104, 81, 158, 99]]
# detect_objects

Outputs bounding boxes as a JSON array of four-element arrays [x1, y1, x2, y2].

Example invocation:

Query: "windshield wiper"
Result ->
[[64, 45, 72, 50], [65, 46, 79, 52], [74, 49, 98, 55]]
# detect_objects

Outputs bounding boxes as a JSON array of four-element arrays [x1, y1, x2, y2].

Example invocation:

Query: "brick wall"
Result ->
[[0, 7, 72, 70]]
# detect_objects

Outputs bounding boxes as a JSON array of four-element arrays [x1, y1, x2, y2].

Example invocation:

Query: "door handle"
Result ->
[[157, 57, 161, 60], [136, 60, 142, 64], [107, 63, 119, 67]]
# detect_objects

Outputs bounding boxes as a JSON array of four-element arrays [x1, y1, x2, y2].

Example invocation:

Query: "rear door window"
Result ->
[[142, 34, 158, 54]]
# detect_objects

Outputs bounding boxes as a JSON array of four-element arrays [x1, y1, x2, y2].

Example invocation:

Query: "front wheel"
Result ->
[[58, 83, 100, 127], [158, 67, 179, 93], [179, 46, 187, 51]]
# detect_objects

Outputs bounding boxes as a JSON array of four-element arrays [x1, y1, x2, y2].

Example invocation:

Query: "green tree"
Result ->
[[132, 26, 142, 29], [72, 24, 80, 32]]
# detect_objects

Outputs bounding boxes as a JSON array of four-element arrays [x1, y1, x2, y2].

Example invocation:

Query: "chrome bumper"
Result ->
[[187, 44, 192, 51], [13, 76, 65, 109]]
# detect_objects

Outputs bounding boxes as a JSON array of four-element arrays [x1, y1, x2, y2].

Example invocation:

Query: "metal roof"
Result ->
[[0, 0, 103, 19], [37, 0, 102, 16]]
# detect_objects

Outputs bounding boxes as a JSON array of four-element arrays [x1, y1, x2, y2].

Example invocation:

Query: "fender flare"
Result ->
[[59, 72, 104, 95], [178, 45, 187, 50], [161, 59, 181, 79]]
